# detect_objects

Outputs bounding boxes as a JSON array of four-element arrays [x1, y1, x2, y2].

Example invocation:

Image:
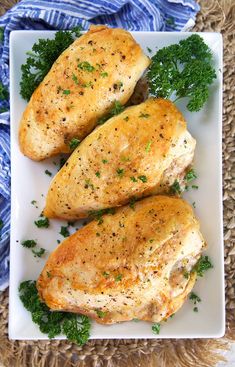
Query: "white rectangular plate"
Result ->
[[9, 30, 224, 340]]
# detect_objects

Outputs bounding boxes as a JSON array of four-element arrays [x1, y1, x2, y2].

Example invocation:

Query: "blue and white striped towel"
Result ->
[[0, 0, 200, 291]]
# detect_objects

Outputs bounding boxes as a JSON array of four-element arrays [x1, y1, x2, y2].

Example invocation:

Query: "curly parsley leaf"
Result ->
[[193, 255, 213, 277], [20, 27, 82, 101], [148, 34, 216, 112], [19, 280, 90, 344]]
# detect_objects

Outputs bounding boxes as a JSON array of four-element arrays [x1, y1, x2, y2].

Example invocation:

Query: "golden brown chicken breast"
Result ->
[[19, 25, 150, 161], [44, 98, 196, 220], [37, 195, 205, 324]]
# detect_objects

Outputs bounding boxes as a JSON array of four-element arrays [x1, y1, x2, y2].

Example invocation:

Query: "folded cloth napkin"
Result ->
[[0, 0, 200, 291]]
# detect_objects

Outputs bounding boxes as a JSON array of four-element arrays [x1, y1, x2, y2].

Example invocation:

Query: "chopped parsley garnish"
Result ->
[[34, 217, 50, 228], [138, 175, 147, 183], [115, 274, 123, 282], [32, 247, 46, 258], [88, 208, 115, 225], [189, 292, 201, 304], [147, 47, 152, 53], [19, 280, 90, 344], [152, 323, 161, 334], [170, 180, 182, 195], [192, 202, 196, 208], [98, 101, 125, 125], [81, 81, 93, 88], [193, 255, 213, 277], [123, 116, 129, 121], [139, 112, 150, 118], [192, 185, 199, 189], [59, 157, 66, 169], [78, 61, 95, 72], [95, 309, 107, 318], [184, 168, 197, 182], [193, 307, 198, 312], [45, 169, 52, 177], [31, 200, 37, 206], [130, 176, 137, 182], [183, 270, 189, 279], [47, 271, 52, 278], [148, 34, 216, 112], [63, 89, 70, 95], [103, 271, 109, 278], [72, 73, 79, 85], [120, 156, 130, 162], [102, 159, 108, 164], [69, 138, 80, 150], [101, 72, 108, 78], [60, 226, 70, 238], [129, 197, 136, 210], [145, 141, 152, 152], [21, 240, 37, 248], [116, 168, 124, 177], [95, 171, 101, 178]]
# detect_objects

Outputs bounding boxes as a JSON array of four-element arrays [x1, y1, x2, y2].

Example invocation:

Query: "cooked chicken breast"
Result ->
[[37, 195, 205, 324], [19, 25, 150, 161], [44, 98, 196, 220]]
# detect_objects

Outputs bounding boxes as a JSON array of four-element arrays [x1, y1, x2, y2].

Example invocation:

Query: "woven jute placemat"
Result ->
[[0, 0, 234, 366]]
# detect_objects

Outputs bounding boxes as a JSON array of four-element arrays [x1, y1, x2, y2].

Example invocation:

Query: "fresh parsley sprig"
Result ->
[[19, 280, 90, 345], [148, 34, 216, 112], [20, 27, 82, 101]]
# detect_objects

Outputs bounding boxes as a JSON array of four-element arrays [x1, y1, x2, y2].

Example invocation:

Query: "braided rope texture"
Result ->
[[0, 0, 234, 366]]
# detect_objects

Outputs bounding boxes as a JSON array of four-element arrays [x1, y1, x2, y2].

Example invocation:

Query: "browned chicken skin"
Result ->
[[44, 98, 196, 220], [19, 25, 150, 161], [37, 195, 205, 325]]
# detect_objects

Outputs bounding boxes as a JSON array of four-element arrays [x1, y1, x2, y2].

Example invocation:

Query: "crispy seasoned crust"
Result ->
[[37, 195, 205, 324], [19, 25, 150, 161], [44, 98, 196, 219]]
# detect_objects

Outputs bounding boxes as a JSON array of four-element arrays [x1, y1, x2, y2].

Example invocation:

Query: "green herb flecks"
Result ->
[[152, 323, 161, 335], [115, 274, 123, 282], [69, 138, 80, 150], [102, 159, 108, 164], [170, 180, 182, 195], [129, 197, 136, 210], [102, 271, 109, 278], [145, 141, 152, 152], [60, 226, 70, 238], [78, 61, 95, 72], [32, 247, 46, 258], [95, 309, 107, 318], [88, 208, 115, 225], [45, 169, 52, 177], [95, 171, 101, 178], [138, 175, 147, 183], [139, 112, 150, 118], [148, 34, 217, 112], [147, 47, 152, 53], [19, 280, 90, 344], [101, 72, 108, 78], [116, 168, 124, 178], [72, 73, 79, 85], [193, 255, 213, 277], [20, 27, 82, 101], [130, 176, 137, 182], [184, 168, 197, 182], [98, 101, 124, 125], [34, 217, 50, 228], [189, 292, 201, 304], [63, 89, 70, 95], [21, 240, 37, 248]]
